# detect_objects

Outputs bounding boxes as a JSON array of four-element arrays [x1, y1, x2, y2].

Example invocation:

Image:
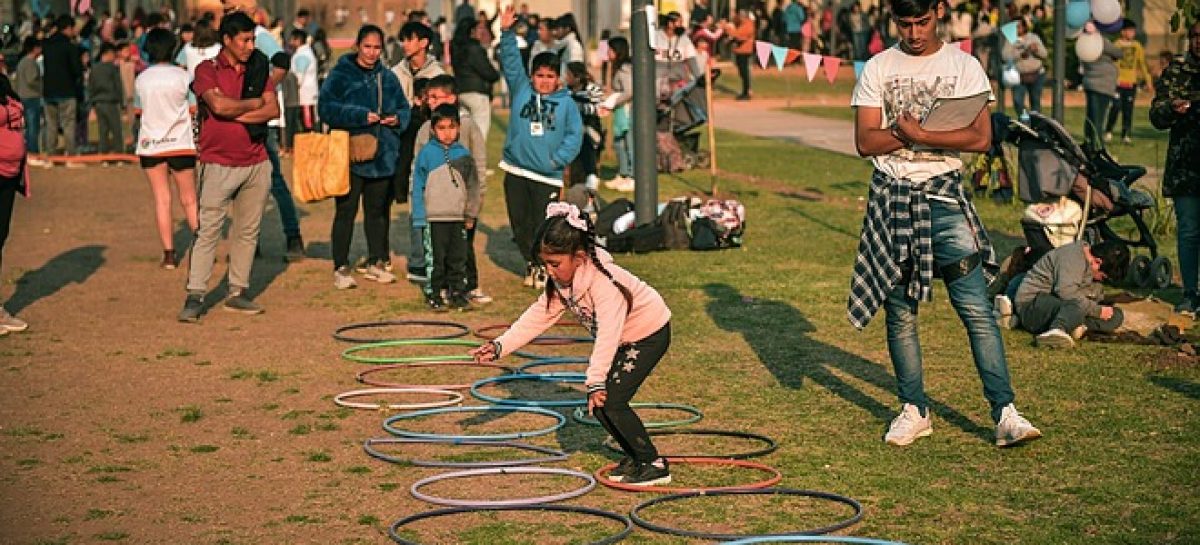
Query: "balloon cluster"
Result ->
[[1066, 0, 1125, 63]]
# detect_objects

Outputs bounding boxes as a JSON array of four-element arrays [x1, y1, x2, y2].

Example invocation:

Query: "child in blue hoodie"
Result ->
[[496, 5, 584, 289], [412, 104, 483, 311]]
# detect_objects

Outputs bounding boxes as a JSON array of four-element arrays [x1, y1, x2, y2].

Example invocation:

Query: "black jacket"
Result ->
[[452, 40, 500, 97], [41, 33, 83, 100]]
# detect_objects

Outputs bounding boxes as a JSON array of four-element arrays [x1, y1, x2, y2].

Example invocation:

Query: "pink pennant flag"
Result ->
[[958, 39, 973, 55], [755, 41, 773, 69], [597, 40, 609, 63], [78, 0, 90, 13], [802, 52, 822, 82], [823, 56, 841, 84]]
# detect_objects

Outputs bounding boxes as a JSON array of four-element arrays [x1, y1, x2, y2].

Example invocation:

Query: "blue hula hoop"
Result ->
[[341, 339, 548, 365], [722, 538, 911, 545], [515, 357, 590, 373], [383, 405, 567, 441], [470, 373, 588, 407]]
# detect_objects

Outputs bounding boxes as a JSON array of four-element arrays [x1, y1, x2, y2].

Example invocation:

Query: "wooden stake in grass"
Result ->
[[705, 60, 719, 196]]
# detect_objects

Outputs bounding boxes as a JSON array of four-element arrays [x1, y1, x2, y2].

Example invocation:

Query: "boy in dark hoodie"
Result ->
[[412, 104, 482, 311], [496, 5, 583, 289], [87, 43, 125, 159]]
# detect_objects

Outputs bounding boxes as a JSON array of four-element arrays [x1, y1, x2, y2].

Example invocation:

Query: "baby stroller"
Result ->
[[1006, 111, 1169, 288], [656, 70, 719, 171]]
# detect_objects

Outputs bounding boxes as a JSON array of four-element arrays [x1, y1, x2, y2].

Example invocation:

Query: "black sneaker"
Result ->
[[285, 236, 305, 262], [621, 459, 671, 487], [178, 294, 204, 323], [608, 457, 636, 483], [407, 267, 429, 283], [448, 292, 473, 312], [223, 292, 264, 315], [425, 294, 448, 312]]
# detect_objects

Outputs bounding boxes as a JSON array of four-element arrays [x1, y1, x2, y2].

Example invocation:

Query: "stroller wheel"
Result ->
[[1151, 257, 1173, 290], [1130, 255, 1153, 288]]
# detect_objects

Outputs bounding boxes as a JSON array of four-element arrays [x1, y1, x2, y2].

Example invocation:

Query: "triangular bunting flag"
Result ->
[[771, 45, 789, 71], [1000, 21, 1018, 44], [596, 40, 609, 64], [853, 60, 866, 79], [802, 52, 822, 82], [958, 39, 973, 54], [823, 56, 841, 84], [755, 41, 772, 69], [785, 49, 801, 66]]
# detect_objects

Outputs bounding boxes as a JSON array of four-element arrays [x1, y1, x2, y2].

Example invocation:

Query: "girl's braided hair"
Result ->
[[532, 207, 634, 313]]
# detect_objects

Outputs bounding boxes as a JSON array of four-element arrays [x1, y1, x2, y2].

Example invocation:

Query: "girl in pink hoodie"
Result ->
[[472, 202, 673, 486]]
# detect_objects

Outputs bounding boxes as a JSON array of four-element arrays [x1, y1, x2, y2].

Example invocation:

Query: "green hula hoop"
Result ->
[[572, 402, 703, 429], [341, 339, 547, 365]]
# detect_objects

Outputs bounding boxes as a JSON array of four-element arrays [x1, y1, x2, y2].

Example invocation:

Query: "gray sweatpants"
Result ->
[[43, 98, 77, 155], [94, 102, 123, 154], [186, 160, 272, 295]]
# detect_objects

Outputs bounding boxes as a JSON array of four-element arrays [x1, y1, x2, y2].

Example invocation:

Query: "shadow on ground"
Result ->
[[704, 282, 994, 441], [6, 245, 107, 314]]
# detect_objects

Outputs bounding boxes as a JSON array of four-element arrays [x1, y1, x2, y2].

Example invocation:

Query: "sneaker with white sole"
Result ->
[[604, 175, 628, 189], [334, 267, 358, 290], [993, 294, 1018, 329], [607, 457, 637, 483], [27, 157, 51, 168], [64, 161, 86, 169], [1036, 328, 1075, 348], [1071, 325, 1087, 340], [614, 178, 636, 193], [995, 403, 1042, 447], [522, 265, 535, 287], [621, 459, 672, 487], [364, 264, 397, 284], [223, 291, 264, 315], [0, 308, 29, 333], [468, 288, 493, 304], [884, 403, 932, 446]]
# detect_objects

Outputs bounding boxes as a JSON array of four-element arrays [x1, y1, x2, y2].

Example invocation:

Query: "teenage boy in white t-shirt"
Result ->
[[847, 0, 1041, 449]]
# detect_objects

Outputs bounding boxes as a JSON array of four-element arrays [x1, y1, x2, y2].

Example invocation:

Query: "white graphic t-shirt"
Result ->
[[134, 64, 196, 156], [851, 43, 993, 182]]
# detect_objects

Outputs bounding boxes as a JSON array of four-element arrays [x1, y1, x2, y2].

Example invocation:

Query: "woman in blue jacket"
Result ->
[[496, 6, 583, 289], [319, 25, 410, 289]]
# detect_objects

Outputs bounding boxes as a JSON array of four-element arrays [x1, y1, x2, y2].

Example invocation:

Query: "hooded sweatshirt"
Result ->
[[391, 55, 445, 104], [494, 248, 672, 390], [1013, 241, 1105, 318], [318, 53, 411, 179], [411, 139, 481, 226], [496, 29, 583, 187]]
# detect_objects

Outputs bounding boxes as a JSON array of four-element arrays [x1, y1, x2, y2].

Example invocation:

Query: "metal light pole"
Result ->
[[1052, 0, 1067, 122], [632, 0, 659, 226]]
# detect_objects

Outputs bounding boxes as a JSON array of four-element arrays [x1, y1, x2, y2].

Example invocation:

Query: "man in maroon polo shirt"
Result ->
[[179, 11, 280, 323]]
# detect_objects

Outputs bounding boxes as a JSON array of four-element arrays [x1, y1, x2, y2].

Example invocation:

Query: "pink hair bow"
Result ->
[[545, 202, 588, 231]]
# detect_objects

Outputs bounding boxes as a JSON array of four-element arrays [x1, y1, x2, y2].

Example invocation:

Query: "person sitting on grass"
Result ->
[[471, 203, 674, 487], [1006, 240, 1130, 348], [848, 0, 1041, 448], [411, 104, 482, 311]]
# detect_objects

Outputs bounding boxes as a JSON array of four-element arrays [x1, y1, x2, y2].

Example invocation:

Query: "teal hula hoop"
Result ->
[[470, 373, 588, 407], [383, 405, 567, 441], [573, 402, 703, 429], [342, 339, 547, 365]]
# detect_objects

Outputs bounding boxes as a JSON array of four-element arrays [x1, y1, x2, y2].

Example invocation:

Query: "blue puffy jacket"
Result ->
[[318, 53, 411, 178]]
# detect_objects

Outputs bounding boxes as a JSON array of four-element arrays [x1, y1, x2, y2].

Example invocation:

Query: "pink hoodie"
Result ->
[[494, 248, 672, 389]]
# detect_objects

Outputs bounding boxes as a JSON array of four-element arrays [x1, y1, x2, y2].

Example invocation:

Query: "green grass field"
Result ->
[[392, 114, 1200, 544]]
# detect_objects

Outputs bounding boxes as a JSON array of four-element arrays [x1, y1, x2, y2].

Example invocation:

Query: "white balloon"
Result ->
[[1002, 65, 1022, 87], [1075, 32, 1104, 62], [1090, 0, 1122, 25]]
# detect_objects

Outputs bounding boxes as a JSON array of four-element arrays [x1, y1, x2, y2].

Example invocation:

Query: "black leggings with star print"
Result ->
[[594, 322, 671, 464]]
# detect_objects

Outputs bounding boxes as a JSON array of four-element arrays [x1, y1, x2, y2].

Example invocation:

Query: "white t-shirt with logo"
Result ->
[[655, 30, 697, 77], [134, 64, 196, 156], [851, 43, 993, 182]]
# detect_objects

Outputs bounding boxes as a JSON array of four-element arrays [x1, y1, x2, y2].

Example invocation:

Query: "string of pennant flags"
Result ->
[[750, 37, 982, 83]]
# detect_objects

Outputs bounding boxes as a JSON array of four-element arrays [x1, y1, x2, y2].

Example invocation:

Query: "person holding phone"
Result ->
[[318, 24, 411, 290]]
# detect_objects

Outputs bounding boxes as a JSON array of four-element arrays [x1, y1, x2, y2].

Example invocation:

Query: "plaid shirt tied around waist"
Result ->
[[847, 170, 998, 330]]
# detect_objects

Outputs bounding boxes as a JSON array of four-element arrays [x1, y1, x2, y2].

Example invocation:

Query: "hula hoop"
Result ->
[[410, 466, 596, 507], [604, 428, 778, 459], [363, 437, 569, 468], [474, 322, 593, 345], [470, 373, 587, 407], [722, 537, 909, 545], [341, 339, 546, 365], [387, 504, 632, 545], [356, 361, 517, 390], [595, 457, 782, 494], [333, 388, 464, 410], [630, 488, 864, 541], [333, 320, 471, 343], [515, 357, 590, 373], [573, 402, 703, 429], [383, 405, 566, 441]]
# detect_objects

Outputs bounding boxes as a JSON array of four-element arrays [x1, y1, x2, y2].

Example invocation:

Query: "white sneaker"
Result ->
[[604, 175, 628, 189], [334, 267, 358, 290], [1071, 325, 1087, 340], [64, 161, 86, 169], [884, 403, 932, 446], [995, 403, 1042, 447], [1104, 132, 1113, 143], [993, 295, 1017, 329], [26, 157, 51, 168], [0, 308, 29, 333], [363, 264, 397, 284], [468, 288, 493, 304], [615, 178, 636, 193], [585, 174, 599, 190], [1036, 328, 1075, 348]]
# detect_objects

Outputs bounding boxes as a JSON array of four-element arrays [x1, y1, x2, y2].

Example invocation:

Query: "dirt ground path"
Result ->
[[0, 162, 557, 544]]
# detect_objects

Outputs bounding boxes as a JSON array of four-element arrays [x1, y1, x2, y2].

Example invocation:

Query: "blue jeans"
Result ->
[[408, 225, 426, 273], [20, 98, 42, 154], [265, 130, 300, 239], [1011, 72, 1044, 116], [614, 132, 633, 177], [883, 200, 1016, 423], [1174, 195, 1200, 296], [1084, 90, 1113, 147]]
